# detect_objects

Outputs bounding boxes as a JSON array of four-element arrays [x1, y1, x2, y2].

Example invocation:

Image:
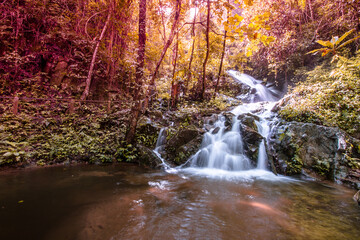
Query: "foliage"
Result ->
[[115, 143, 138, 162], [0, 101, 130, 166], [307, 29, 360, 56], [243, 0, 359, 83], [280, 50, 360, 137]]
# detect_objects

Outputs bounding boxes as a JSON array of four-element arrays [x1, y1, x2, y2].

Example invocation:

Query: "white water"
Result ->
[[154, 71, 286, 180], [183, 72, 282, 179], [153, 128, 175, 172], [227, 70, 281, 102]]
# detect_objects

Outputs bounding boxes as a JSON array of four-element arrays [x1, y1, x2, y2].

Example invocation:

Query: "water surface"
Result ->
[[0, 164, 359, 240]]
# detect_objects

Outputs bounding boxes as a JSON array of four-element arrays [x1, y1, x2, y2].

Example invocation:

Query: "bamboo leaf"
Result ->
[[306, 48, 329, 55], [316, 40, 333, 48], [338, 36, 360, 49], [335, 29, 355, 45], [321, 49, 332, 56]]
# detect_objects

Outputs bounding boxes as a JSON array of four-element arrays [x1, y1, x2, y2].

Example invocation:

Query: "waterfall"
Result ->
[[153, 128, 174, 171], [155, 128, 167, 150], [227, 70, 281, 102], [187, 71, 281, 173]]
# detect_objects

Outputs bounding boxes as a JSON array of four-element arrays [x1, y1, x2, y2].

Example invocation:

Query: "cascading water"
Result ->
[[184, 71, 281, 174], [153, 71, 284, 177], [189, 115, 252, 171], [153, 127, 173, 171], [227, 70, 281, 102]]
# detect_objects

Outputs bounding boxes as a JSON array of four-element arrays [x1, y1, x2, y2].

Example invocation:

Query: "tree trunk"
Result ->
[[144, 0, 181, 109], [170, 31, 179, 110], [81, 10, 111, 101], [184, 5, 197, 96], [125, 0, 147, 144], [159, 0, 167, 44], [213, 3, 228, 98], [200, 0, 210, 100]]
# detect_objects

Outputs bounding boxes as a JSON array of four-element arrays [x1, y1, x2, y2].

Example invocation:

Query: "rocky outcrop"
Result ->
[[268, 121, 360, 189], [237, 113, 263, 163], [163, 127, 204, 165]]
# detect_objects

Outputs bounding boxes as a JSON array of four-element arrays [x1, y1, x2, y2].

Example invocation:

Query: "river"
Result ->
[[0, 163, 359, 240]]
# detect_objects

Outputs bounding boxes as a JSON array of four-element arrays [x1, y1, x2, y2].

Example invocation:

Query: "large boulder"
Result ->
[[268, 121, 360, 189], [136, 144, 164, 169], [238, 113, 263, 164], [164, 126, 204, 165]]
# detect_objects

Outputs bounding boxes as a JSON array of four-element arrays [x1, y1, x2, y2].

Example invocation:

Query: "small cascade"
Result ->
[[187, 71, 281, 173], [227, 70, 281, 102], [255, 120, 270, 170], [155, 128, 167, 151], [189, 114, 252, 171], [153, 128, 173, 171]]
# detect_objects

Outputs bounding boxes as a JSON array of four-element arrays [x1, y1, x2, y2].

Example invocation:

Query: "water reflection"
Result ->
[[0, 164, 359, 240]]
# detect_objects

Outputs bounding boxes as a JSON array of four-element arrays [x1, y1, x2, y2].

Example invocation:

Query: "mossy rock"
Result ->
[[135, 123, 162, 148], [164, 126, 204, 165], [136, 144, 164, 169]]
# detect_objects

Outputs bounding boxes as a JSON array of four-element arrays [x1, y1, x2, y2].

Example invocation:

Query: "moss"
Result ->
[[344, 154, 360, 169], [285, 141, 304, 175], [280, 55, 360, 137], [312, 157, 332, 178], [114, 143, 139, 163], [174, 152, 187, 165], [286, 154, 303, 175]]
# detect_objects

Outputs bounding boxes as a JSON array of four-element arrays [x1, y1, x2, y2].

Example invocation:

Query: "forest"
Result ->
[[1, 1, 360, 239], [0, 0, 359, 171]]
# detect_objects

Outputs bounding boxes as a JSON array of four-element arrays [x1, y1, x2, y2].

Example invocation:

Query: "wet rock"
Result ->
[[164, 126, 204, 165], [268, 121, 360, 188], [204, 114, 218, 126], [240, 124, 263, 163], [204, 114, 218, 131], [223, 112, 235, 129], [212, 127, 220, 135], [136, 145, 163, 169], [238, 113, 259, 130]]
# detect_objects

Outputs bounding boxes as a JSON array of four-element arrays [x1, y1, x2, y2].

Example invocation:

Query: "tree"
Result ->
[[81, 7, 111, 100], [213, 0, 230, 98], [185, 1, 198, 95], [144, 0, 182, 108], [199, 0, 211, 100], [125, 0, 147, 143]]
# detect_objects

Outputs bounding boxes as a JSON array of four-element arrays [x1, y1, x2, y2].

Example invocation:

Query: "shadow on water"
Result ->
[[0, 164, 359, 240]]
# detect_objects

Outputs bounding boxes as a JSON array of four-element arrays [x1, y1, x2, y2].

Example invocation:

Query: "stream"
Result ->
[[0, 164, 359, 240], [1, 73, 359, 239]]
